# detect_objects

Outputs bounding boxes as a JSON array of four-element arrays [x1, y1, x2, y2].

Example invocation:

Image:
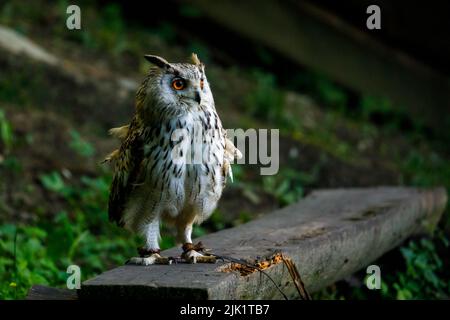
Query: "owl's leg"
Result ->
[[178, 224, 215, 264], [127, 219, 171, 265]]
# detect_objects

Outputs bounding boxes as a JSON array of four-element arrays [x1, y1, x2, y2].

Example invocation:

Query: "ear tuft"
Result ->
[[144, 55, 170, 69], [190, 53, 201, 66]]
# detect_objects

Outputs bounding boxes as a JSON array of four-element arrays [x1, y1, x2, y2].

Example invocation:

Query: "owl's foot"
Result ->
[[126, 254, 171, 265], [126, 248, 171, 265], [181, 242, 216, 264]]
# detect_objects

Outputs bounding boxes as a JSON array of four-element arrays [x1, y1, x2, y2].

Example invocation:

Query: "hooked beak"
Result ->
[[194, 90, 201, 104]]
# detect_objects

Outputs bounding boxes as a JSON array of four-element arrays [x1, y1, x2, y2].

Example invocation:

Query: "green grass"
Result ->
[[261, 167, 318, 206], [244, 70, 293, 129], [389, 235, 450, 299], [0, 124, 158, 299], [0, 168, 141, 299], [0, 109, 13, 153]]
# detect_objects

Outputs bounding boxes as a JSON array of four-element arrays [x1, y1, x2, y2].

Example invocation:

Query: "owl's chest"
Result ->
[[143, 109, 225, 191]]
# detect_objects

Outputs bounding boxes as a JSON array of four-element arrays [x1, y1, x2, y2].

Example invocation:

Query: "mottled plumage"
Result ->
[[104, 54, 241, 264]]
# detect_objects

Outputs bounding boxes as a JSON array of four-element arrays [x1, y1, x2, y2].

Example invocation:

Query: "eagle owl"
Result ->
[[105, 53, 241, 265]]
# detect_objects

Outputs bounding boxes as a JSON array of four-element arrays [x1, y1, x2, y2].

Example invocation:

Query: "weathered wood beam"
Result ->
[[27, 285, 78, 300], [80, 187, 447, 300], [185, 0, 450, 135]]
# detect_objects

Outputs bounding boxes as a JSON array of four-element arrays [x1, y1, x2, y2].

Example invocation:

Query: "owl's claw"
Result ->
[[126, 253, 172, 265], [181, 242, 216, 264]]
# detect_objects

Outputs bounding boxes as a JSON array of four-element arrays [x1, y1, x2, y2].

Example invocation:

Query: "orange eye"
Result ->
[[172, 78, 185, 90], [200, 79, 204, 90]]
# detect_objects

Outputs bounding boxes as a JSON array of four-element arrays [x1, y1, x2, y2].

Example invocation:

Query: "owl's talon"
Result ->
[[182, 249, 203, 264], [182, 249, 216, 264]]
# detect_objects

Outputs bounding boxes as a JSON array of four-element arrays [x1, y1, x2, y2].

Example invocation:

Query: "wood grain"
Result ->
[[79, 187, 447, 300]]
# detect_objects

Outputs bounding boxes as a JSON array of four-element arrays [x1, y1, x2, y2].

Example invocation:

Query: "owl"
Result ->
[[104, 53, 242, 265]]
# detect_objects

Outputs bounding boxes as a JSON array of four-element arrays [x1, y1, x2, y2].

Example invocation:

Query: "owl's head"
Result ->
[[140, 53, 213, 118]]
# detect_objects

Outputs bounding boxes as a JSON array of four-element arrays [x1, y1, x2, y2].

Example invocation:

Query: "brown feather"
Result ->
[[108, 125, 129, 140], [108, 117, 145, 225], [190, 52, 201, 66], [102, 149, 119, 163]]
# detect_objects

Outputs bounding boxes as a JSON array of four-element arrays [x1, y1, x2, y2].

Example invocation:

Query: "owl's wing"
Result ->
[[108, 121, 145, 226]]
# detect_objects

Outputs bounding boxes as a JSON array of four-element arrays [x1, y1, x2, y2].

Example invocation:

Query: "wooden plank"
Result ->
[[80, 187, 447, 300], [26, 285, 78, 300], [186, 0, 450, 134]]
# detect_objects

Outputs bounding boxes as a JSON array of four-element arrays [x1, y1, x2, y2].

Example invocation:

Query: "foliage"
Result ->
[[244, 70, 292, 128], [388, 235, 450, 299], [0, 117, 145, 299], [399, 148, 450, 229], [69, 130, 95, 158], [0, 109, 13, 153], [0, 66, 44, 107], [262, 167, 317, 206], [0, 224, 64, 299], [290, 72, 348, 112], [0, 166, 144, 299], [313, 233, 450, 300]]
